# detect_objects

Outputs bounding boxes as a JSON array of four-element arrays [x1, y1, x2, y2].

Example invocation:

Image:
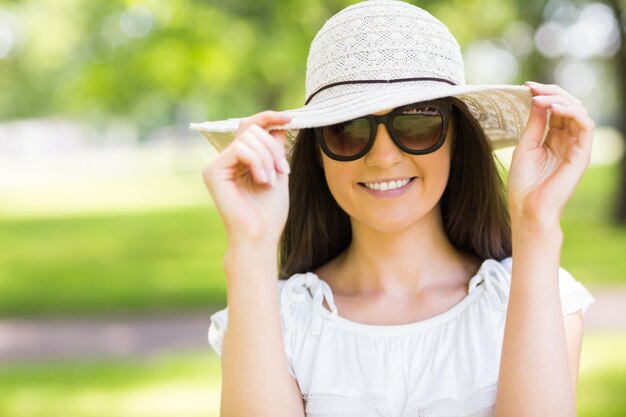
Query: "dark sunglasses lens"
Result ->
[[392, 106, 443, 151], [322, 118, 371, 157]]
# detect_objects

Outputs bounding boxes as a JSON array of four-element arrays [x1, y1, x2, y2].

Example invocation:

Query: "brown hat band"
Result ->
[[304, 77, 458, 105]]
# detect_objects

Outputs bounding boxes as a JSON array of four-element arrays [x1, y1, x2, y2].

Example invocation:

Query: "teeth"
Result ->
[[364, 178, 411, 191]]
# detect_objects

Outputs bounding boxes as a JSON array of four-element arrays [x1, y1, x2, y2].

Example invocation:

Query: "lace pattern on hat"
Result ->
[[306, 4, 465, 97]]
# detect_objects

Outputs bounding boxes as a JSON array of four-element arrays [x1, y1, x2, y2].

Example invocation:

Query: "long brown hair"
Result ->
[[278, 97, 512, 279]]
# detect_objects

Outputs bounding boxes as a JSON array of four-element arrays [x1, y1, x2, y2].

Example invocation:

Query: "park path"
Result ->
[[1, 287, 625, 363]]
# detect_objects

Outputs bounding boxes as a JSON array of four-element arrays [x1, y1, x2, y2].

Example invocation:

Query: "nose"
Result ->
[[364, 122, 404, 168]]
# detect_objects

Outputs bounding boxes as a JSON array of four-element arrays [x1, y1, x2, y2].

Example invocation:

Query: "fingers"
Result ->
[[240, 131, 278, 185], [224, 110, 292, 186], [232, 141, 271, 184], [530, 93, 588, 130], [549, 103, 595, 156], [237, 110, 292, 135], [526, 81, 582, 130], [530, 94, 587, 113], [527, 88, 594, 133], [519, 100, 548, 150], [525, 81, 582, 106], [248, 125, 291, 174], [522, 82, 594, 150]]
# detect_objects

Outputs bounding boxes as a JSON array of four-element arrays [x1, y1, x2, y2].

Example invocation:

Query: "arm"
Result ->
[[201, 110, 304, 416], [220, 242, 305, 417], [495, 82, 594, 417], [495, 223, 576, 416]]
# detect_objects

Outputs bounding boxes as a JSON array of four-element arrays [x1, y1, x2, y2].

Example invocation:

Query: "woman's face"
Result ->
[[320, 107, 455, 233]]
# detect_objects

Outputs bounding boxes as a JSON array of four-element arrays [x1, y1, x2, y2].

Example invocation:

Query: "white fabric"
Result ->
[[304, 0, 466, 99], [189, 0, 533, 158], [207, 257, 595, 416]]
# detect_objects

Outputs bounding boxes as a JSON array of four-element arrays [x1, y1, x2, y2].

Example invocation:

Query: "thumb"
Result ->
[[518, 99, 547, 150]]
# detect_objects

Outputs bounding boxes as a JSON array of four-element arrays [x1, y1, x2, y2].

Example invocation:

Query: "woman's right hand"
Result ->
[[202, 111, 293, 246]]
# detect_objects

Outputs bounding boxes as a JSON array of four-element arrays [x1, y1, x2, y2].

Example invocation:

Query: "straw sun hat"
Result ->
[[190, 0, 532, 157]]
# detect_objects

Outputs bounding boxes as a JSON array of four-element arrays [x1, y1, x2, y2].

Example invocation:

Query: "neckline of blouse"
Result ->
[[293, 258, 510, 337]]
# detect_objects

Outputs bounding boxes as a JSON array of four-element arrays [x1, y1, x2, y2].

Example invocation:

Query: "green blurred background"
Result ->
[[1, 0, 625, 415]]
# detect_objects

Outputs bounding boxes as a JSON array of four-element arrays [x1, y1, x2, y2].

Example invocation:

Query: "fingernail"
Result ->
[[269, 169, 277, 185], [279, 157, 291, 174], [260, 170, 268, 183]]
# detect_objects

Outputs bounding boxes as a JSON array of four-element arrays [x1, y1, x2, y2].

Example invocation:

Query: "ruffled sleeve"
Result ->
[[206, 280, 296, 377], [556, 266, 596, 316], [207, 307, 228, 356], [498, 257, 596, 317]]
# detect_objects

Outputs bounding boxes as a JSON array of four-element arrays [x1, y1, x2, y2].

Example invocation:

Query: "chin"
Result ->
[[347, 199, 442, 232]]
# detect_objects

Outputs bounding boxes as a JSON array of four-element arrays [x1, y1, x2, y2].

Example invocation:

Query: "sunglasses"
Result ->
[[314, 99, 452, 162]]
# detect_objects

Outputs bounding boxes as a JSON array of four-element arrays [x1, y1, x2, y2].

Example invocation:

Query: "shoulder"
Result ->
[[475, 257, 595, 317], [207, 272, 318, 367]]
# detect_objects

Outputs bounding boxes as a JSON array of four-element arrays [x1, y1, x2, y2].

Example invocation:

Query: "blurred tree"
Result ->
[[496, 0, 626, 226], [0, 0, 521, 134], [606, 0, 626, 224], [1, 0, 624, 221]]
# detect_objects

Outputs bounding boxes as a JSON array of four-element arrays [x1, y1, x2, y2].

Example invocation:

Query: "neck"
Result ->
[[331, 206, 478, 297]]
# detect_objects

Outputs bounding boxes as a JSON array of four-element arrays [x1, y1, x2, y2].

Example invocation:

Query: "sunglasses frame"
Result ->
[[314, 98, 452, 162]]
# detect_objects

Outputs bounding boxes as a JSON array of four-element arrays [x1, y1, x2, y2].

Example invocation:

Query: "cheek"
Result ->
[[323, 169, 339, 198], [422, 148, 452, 199], [322, 160, 353, 205], [424, 160, 451, 202], [321, 157, 369, 221]]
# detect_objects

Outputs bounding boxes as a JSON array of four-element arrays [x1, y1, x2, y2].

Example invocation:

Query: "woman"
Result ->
[[193, 1, 596, 416]]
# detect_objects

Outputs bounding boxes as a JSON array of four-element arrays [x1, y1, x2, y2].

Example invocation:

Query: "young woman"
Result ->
[[193, 1, 596, 416]]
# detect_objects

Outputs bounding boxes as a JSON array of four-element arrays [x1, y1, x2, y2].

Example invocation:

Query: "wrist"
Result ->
[[508, 201, 562, 234], [227, 234, 280, 251], [511, 217, 563, 245], [224, 240, 279, 280]]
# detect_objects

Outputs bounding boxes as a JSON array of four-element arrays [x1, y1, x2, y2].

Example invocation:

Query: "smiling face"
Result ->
[[320, 107, 455, 233]]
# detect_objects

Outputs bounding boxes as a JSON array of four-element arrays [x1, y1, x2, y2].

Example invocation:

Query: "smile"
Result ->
[[360, 177, 416, 191]]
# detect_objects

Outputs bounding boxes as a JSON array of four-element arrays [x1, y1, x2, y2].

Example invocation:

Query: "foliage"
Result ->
[[0, 0, 537, 135], [0, 164, 623, 317]]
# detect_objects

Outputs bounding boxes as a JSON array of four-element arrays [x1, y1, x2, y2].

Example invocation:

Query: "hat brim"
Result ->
[[190, 84, 532, 157]]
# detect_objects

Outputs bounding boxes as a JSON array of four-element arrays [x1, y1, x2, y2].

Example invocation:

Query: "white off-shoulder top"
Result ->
[[207, 257, 596, 417]]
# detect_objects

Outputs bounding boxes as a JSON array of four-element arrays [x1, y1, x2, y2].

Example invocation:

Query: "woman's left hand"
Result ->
[[507, 81, 595, 229]]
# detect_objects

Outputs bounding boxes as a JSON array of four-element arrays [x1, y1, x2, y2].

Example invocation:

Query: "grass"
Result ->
[[561, 164, 626, 285], [0, 163, 624, 317], [0, 332, 624, 417], [0, 349, 222, 417], [0, 206, 228, 317], [577, 331, 626, 416]]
